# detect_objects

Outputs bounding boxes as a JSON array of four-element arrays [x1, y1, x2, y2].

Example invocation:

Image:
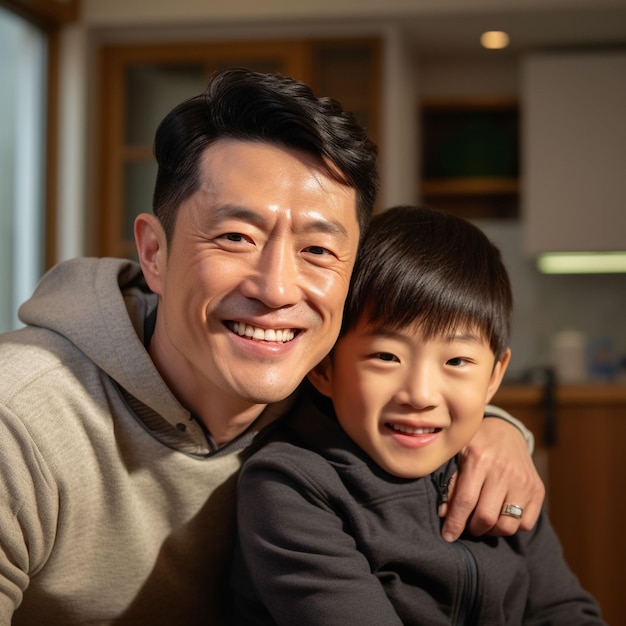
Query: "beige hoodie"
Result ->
[[0, 258, 277, 625]]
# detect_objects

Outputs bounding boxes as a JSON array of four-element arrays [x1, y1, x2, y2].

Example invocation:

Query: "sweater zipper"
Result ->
[[431, 468, 480, 625], [451, 540, 479, 626]]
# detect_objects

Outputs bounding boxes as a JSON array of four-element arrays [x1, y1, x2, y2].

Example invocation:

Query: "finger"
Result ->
[[487, 508, 522, 536], [475, 462, 546, 537], [441, 466, 485, 542], [464, 472, 510, 537], [489, 482, 545, 536], [517, 484, 544, 531]]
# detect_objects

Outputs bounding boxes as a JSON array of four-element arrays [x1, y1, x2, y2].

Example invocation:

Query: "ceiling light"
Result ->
[[537, 252, 626, 274], [480, 31, 510, 50]]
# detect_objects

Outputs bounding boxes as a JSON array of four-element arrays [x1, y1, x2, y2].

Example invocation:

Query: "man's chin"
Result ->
[[239, 378, 304, 406]]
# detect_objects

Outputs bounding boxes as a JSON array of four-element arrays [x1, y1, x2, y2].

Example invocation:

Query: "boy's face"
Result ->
[[309, 318, 510, 479]]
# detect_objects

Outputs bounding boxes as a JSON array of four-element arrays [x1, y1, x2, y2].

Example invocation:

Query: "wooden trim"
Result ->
[[0, 0, 79, 26], [98, 44, 125, 257], [44, 27, 59, 268], [99, 40, 313, 73], [421, 96, 518, 111], [493, 383, 626, 407]]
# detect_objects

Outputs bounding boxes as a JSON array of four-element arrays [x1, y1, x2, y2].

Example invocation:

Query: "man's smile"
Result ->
[[226, 321, 297, 343]]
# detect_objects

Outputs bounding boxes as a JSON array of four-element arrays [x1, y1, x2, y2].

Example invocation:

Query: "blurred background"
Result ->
[[1, 0, 625, 622]]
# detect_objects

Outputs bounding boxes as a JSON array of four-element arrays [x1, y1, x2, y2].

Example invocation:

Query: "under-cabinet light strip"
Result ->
[[537, 252, 626, 274]]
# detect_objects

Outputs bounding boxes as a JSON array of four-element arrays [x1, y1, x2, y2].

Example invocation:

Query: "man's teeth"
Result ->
[[389, 424, 438, 435], [229, 322, 295, 343]]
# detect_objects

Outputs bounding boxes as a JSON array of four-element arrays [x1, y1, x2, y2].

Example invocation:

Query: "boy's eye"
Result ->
[[376, 352, 399, 363], [446, 357, 466, 367]]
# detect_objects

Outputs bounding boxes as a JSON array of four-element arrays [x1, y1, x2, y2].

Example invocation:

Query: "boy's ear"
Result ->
[[485, 348, 511, 404], [307, 355, 334, 398], [135, 213, 167, 296]]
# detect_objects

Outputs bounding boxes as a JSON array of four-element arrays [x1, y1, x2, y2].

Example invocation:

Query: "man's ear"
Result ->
[[485, 348, 511, 404], [134, 213, 167, 296], [307, 355, 334, 398]]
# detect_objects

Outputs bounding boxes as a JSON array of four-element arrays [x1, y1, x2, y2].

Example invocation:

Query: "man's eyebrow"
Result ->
[[300, 215, 349, 238], [211, 204, 266, 226], [211, 204, 350, 237]]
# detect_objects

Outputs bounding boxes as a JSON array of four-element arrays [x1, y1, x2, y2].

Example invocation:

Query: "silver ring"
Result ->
[[501, 503, 524, 520]]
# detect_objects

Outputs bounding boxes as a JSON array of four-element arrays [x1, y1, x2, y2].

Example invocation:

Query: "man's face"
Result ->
[[311, 319, 509, 478], [144, 139, 360, 424]]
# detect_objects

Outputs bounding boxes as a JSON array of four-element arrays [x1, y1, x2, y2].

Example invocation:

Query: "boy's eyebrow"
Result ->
[[450, 331, 485, 344], [367, 325, 486, 344], [365, 326, 408, 340]]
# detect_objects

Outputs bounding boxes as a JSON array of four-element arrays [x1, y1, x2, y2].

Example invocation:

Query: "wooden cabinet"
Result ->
[[96, 38, 381, 259], [492, 384, 626, 626], [420, 98, 519, 219]]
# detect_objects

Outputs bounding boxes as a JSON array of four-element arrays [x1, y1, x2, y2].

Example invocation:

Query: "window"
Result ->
[[0, 6, 47, 331]]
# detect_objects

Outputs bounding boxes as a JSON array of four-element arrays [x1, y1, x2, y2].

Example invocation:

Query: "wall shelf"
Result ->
[[421, 176, 518, 197], [420, 98, 519, 219]]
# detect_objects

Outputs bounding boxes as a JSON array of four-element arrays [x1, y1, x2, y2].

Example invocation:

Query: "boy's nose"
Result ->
[[399, 367, 440, 409]]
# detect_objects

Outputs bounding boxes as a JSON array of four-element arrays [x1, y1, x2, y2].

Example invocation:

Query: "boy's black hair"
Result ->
[[341, 205, 512, 359], [152, 67, 379, 244]]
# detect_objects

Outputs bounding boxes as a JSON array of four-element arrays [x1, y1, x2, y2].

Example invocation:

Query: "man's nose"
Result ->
[[242, 240, 301, 308]]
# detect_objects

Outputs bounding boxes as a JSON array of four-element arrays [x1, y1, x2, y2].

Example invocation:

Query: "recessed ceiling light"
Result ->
[[480, 31, 510, 50]]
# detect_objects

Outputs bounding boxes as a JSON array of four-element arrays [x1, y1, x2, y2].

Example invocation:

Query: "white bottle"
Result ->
[[550, 330, 587, 385]]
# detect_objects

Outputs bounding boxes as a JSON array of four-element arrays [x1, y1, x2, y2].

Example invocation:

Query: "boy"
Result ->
[[229, 205, 604, 625]]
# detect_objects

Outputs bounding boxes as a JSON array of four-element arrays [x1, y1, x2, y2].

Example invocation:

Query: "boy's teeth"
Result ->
[[230, 322, 295, 343], [390, 424, 437, 435]]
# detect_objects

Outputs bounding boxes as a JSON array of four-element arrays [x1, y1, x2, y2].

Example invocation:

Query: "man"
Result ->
[[0, 69, 543, 625]]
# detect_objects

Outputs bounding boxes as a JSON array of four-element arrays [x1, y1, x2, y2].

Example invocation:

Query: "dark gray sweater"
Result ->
[[229, 390, 604, 625]]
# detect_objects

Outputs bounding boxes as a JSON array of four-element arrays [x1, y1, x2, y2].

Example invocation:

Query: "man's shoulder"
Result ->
[[0, 326, 95, 404]]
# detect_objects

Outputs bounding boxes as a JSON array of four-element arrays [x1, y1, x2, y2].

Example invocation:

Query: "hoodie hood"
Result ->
[[17, 257, 203, 444]]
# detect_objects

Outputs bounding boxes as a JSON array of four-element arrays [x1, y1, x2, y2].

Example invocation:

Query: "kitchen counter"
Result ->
[[492, 382, 625, 625], [495, 382, 626, 406]]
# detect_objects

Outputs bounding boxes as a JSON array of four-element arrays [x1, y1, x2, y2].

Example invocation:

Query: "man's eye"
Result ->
[[217, 232, 254, 246], [305, 245, 328, 256]]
